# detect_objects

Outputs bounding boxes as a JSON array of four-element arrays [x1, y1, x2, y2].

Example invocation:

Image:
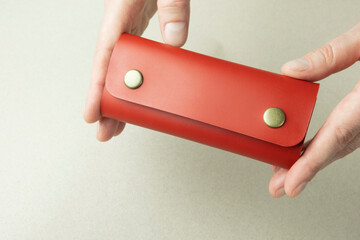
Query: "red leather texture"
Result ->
[[101, 33, 319, 169]]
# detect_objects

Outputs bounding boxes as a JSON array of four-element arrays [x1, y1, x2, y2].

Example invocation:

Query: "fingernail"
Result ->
[[275, 187, 285, 198], [292, 182, 308, 197], [165, 22, 186, 47], [284, 58, 310, 72]]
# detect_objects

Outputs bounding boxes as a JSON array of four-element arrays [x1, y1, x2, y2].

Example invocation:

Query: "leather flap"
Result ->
[[105, 34, 319, 147]]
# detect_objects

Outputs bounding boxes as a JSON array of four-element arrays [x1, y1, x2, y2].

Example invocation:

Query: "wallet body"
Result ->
[[101, 34, 319, 169]]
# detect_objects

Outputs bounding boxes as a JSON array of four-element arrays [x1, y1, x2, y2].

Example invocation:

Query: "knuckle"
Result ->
[[335, 139, 359, 160], [345, 141, 359, 154], [334, 126, 354, 146], [158, 0, 189, 11], [313, 42, 336, 66]]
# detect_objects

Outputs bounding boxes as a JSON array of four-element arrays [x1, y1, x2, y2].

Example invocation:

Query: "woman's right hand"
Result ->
[[84, 0, 190, 141]]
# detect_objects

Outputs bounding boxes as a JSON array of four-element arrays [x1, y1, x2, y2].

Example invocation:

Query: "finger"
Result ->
[[284, 80, 360, 197], [271, 165, 280, 173], [114, 122, 126, 137], [334, 134, 360, 160], [158, 0, 190, 47], [269, 168, 288, 198], [302, 139, 312, 150], [97, 117, 119, 142], [84, 2, 132, 123], [300, 139, 312, 156], [282, 23, 360, 81]]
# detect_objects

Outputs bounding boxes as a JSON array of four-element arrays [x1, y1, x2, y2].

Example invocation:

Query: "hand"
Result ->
[[269, 23, 360, 198], [84, 0, 190, 141]]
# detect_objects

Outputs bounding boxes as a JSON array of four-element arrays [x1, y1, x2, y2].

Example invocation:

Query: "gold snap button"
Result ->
[[263, 107, 286, 128], [124, 69, 143, 89]]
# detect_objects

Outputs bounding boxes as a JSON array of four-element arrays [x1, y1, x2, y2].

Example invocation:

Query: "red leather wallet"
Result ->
[[101, 33, 319, 169]]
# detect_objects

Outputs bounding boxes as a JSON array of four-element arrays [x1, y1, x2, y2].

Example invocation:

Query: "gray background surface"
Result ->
[[1, 0, 360, 239]]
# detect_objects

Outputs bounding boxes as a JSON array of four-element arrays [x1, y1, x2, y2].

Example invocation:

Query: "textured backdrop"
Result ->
[[1, 0, 360, 239]]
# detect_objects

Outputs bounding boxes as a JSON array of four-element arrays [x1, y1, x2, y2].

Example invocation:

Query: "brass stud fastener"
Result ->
[[124, 69, 143, 89], [263, 107, 286, 128]]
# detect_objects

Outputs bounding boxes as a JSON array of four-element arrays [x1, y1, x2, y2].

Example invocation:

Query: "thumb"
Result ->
[[282, 23, 360, 81], [158, 0, 190, 47]]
